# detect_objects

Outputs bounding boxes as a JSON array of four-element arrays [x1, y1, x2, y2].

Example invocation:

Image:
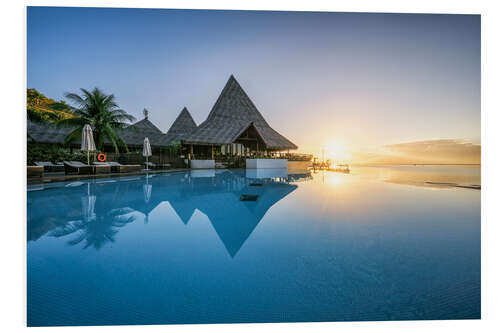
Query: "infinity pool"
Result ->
[[27, 166, 480, 326]]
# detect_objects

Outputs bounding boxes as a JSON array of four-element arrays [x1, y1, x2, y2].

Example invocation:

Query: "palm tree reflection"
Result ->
[[31, 170, 310, 254], [49, 182, 136, 250]]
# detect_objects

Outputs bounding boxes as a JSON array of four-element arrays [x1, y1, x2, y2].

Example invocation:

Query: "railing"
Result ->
[[191, 152, 313, 162]]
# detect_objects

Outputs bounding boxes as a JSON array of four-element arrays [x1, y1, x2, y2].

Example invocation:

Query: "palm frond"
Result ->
[[63, 127, 83, 146]]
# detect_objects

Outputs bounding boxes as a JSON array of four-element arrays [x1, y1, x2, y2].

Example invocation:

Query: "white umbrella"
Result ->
[[143, 176, 152, 224], [81, 124, 96, 165], [143, 137, 152, 170], [143, 175, 152, 203], [82, 182, 96, 222]]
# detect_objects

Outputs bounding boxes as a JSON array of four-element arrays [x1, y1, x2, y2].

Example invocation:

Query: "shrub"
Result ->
[[27, 144, 90, 165]]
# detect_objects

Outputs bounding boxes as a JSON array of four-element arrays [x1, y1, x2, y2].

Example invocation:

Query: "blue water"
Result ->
[[27, 167, 480, 326]]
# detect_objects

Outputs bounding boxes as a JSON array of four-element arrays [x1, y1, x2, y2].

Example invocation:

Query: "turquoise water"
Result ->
[[27, 166, 480, 326]]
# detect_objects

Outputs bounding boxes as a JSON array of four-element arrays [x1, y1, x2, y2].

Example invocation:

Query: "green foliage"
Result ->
[[27, 144, 88, 165], [57, 88, 136, 153], [27, 89, 74, 123], [166, 141, 182, 155]]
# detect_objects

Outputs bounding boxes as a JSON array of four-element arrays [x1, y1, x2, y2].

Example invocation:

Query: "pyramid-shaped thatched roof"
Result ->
[[183, 75, 298, 150], [128, 118, 163, 134], [116, 117, 170, 147], [165, 107, 197, 143]]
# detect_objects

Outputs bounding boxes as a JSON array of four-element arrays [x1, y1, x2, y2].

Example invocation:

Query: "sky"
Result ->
[[27, 7, 481, 163]]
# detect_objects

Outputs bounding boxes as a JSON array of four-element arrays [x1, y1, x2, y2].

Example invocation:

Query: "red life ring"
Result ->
[[97, 153, 106, 162]]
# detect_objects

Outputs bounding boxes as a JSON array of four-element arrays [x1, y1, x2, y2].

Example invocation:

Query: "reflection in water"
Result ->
[[27, 166, 480, 325], [28, 166, 479, 253], [28, 170, 305, 256], [352, 165, 481, 189], [46, 182, 137, 249], [49, 208, 135, 249]]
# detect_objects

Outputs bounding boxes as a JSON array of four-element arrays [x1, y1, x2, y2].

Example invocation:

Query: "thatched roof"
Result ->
[[27, 120, 74, 144], [28, 118, 172, 148], [183, 75, 298, 150], [116, 117, 170, 147], [165, 107, 197, 143]]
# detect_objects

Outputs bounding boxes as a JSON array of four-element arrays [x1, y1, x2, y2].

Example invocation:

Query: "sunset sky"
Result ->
[[27, 7, 480, 164]]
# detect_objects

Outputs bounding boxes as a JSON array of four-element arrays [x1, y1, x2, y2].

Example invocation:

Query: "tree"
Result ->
[[49, 207, 136, 250], [27, 88, 73, 124], [57, 88, 135, 153]]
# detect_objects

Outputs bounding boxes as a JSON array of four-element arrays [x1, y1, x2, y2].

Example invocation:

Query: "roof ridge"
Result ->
[[205, 75, 268, 125], [130, 118, 163, 134], [183, 75, 297, 150]]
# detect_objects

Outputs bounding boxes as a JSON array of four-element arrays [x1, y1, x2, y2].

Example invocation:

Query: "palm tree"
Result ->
[[57, 88, 136, 153], [49, 207, 136, 250]]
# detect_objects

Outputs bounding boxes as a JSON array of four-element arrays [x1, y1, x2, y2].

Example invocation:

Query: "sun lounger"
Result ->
[[144, 161, 157, 169], [145, 162, 171, 169], [94, 164, 111, 174], [63, 161, 95, 175], [34, 161, 64, 172], [95, 161, 141, 173], [27, 166, 44, 178]]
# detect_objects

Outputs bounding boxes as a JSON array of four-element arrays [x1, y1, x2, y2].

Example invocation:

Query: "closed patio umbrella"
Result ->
[[143, 137, 152, 170], [82, 182, 96, 222], [143, 175, 152, 224], [81, 124, 96, 165]]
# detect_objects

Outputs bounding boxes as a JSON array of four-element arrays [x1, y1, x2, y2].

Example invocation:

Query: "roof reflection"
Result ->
[[28, 170, 308, 256]]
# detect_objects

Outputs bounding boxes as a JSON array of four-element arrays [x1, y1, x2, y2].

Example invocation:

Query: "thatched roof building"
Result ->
[[27, 76, 297, 154], [27, 120, 72, 144], [165, 107, 197, 143], [115, 116, 170, 147], [183, 75, 297, 151]]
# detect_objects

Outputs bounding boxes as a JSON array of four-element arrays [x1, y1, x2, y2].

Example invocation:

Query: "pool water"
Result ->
[[27, 166, 480, 326]]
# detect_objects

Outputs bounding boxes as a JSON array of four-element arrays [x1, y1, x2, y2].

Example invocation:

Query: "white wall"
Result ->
[[190, 160, 215, 169], [246, 159, 288, 169]]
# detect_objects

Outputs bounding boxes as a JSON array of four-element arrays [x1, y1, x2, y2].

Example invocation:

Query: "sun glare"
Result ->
[[326, 141, 350, 162]]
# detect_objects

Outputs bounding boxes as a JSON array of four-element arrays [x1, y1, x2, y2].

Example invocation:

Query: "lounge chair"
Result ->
[[96, 161, 141, 173], [93, 163, 112, 174], [144, 161, 157, 169], [63, 161, 95, 175], [27, 166, 44, 178], [34, 161, 64, 172], [145, 161, 171, 169]]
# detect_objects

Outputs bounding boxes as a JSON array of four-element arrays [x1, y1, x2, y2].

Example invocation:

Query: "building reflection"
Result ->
[[27, 170, 310, 256]]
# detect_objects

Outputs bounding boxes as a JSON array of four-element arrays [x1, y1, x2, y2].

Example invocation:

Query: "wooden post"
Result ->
[[211, 145, 214, 160], [189, 144, 193, 160]]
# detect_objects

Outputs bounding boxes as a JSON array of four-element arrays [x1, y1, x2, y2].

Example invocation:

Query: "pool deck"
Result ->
[[27, 168, 187, 185]]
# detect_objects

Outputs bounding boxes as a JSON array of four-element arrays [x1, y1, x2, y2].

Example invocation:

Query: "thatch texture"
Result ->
[[165, 107, 197, 143], [28, 118, 172, 148], [115, 118, 170, 147], [183, 75, 298, 150], [27, 120, 73, 144]]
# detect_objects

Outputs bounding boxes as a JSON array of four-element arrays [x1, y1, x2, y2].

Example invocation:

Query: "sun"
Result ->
[[325, 141, 350, 162]]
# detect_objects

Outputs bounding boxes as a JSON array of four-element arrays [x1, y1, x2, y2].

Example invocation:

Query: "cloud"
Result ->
[[350, 139, 480, 165]]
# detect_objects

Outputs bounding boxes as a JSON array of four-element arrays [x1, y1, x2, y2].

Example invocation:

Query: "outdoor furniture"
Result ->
[[99, 161, 141, 173], [63, 161, 95, 175], [144, 161, 171, 170], [144, 161, 157, 169], [27, 166, 44, 178], [34, 161, 64, 172], [157, 163, 172, 169], [94, 164, 111, 174]]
